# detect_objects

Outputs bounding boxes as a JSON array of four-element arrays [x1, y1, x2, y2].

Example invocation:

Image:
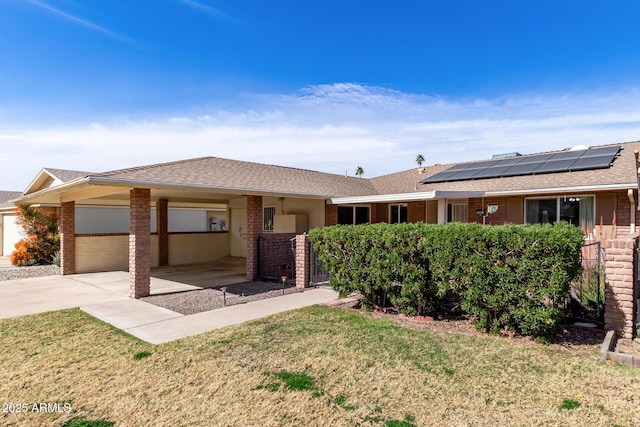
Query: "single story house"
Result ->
[[0, 190, 24, 257], [7, 140, 640, 300]]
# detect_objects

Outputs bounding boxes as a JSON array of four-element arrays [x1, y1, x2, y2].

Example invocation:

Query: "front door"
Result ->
[[229, 208, 247, 257]]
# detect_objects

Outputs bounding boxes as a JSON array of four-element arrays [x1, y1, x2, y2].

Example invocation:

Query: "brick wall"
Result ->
[[295, 234, 310, 288], [60, 201, 75, 275], [258, 233, 296, 278], [246, 195, 262, 280], [129, 188, 151, 298], [604, 235, 638, 338], [468, 197, 509, 225], [325, 203, 338, 226]]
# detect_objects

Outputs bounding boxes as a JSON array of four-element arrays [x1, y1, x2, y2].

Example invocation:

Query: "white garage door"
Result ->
[[2, 215, 24, 257]]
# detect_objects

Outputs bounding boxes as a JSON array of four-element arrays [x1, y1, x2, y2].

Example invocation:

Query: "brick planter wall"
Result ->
[[604, 235, 638, 338]]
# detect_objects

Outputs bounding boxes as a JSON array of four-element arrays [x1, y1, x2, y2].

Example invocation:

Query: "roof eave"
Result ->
[[330, 191, 485, 204]]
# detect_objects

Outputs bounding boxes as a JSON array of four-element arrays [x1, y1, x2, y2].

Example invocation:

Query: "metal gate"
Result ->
[[310, 242, 330, 285], [567, 241, 605, 324]]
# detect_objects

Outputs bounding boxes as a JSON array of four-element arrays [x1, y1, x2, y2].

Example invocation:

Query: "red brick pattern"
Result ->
[[468, 197, 509, 225], [258, 233, 296, 278], [295, 234, 310, 288], [157, 198, 169, 266], [604, 236, 638, 338], [416, 201, 426, 223], [325, 203, 338, 226], [246, 195, 262, 280], [60, 201, 75, 275], [129, 188, 151, 298]]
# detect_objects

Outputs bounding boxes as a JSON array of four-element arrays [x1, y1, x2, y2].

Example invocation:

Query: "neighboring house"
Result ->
[[0, 191, 23, 257], [9, 140, 640, 299]]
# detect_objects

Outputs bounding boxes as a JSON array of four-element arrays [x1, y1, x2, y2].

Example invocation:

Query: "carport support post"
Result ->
[[157, 198, 169, 266], [129, 188, 151, 298], [59, 201, 75, 275], [246, 195, 262, 280]]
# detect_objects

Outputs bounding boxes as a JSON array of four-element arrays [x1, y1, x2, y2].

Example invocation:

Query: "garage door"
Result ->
[[2, 215, 24, 257]]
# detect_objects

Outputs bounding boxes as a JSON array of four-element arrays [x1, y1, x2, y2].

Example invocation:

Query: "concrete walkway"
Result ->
[[0, 271, 338, 344]]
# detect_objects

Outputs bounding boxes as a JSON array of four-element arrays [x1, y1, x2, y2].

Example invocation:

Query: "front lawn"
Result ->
[[1, 306, 638, 426]]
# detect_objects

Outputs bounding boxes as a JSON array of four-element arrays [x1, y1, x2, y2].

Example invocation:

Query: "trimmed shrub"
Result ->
[[308, 223, 438, 315], [10, 205, 60, 266], [309, 222, 584, 338]]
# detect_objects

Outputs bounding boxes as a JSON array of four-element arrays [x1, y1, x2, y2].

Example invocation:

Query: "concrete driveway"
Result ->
[[0, 271, 201, 320], [0, 266, 339, 344]]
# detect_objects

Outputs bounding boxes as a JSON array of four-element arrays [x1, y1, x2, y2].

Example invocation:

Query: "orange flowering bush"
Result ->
[[9, 205, 60, 266]]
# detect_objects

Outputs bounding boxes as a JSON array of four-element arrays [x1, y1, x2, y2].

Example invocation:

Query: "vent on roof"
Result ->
[[492, 152, 522, 160], [569, 145, 589, 151], [421, 145, 621, 184]]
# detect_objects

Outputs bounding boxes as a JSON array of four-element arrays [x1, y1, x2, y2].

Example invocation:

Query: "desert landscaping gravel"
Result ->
[[0, 264, 60, 281], [141, 281, 304, 315]]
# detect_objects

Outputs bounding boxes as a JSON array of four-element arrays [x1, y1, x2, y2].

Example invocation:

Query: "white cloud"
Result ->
[[1, 83, 640, 190], [25, 0, 138, 46]]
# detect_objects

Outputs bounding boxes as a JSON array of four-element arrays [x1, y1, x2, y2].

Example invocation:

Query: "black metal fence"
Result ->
[[310, 242, 330, 285], [566, 240, 605, 324]]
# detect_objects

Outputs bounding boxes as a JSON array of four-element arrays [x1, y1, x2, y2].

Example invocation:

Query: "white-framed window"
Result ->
[[389, 204, 408, 224], [525, 195, 595, 228], [447, 200, 468, 223], [337, 205, 370, 225], [263, 206, 275, 232]]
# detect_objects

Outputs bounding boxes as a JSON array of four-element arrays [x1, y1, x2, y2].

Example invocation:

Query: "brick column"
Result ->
[[295, 234, 311, 288], [157, 198, 169, 266], [325, 203, 338, 226], [604, 236, 638, 338], [246, 195, 262, 280], [59, 201, 75, 275], [129, 188, 151, 298]]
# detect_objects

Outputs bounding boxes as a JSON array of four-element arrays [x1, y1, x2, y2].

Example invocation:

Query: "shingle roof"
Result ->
[[0, 191, 22, 209], [372, 141, 640, 195], [95, 157, 378, 197], [44, 168, 94, 183]]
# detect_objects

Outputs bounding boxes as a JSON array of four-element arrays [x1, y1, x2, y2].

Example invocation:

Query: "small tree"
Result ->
[[10, 205, 60, 266], [355, 166, 364, 177], [416, 154, 425, 167]]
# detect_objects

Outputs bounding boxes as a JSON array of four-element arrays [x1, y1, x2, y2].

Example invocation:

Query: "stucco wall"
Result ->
[[262, 197, 325, 230], [75, 235, 160, 273], [168, 233, 229, 265], [74, 232, 229, 272]]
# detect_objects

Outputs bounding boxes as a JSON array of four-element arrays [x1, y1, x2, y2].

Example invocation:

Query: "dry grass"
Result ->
[[1, 306, 639, 426]]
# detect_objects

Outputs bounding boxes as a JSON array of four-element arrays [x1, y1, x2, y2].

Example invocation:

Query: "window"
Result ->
[[263, 206, 275, 232], [525, 196, 594, 227], [447, 201, 468, 223], [337, 206, 370, 225], [390, 204, 408, 223]]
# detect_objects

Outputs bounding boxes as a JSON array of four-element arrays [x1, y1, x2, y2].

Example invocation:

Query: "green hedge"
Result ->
[[308, 222, 584, 337]]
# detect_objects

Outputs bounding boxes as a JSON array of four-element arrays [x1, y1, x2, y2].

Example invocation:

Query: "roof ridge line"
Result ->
[[97, 156, 214, 177]]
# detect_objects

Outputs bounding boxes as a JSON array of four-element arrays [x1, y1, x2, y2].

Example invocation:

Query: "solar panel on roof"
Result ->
[[420, 145, 621, 184], [579, 145, 621, 158], [530, 159, 577, 174], [469, 165, 514, 179], [567, 154, 616, 171]]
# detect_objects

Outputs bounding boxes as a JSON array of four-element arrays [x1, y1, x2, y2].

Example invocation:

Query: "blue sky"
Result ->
[[2, 0, 640, 190]]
